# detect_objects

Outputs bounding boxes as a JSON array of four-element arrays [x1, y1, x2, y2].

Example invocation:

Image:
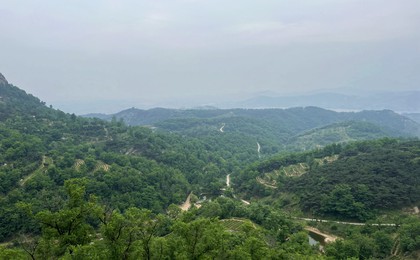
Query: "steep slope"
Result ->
[[0, 75, 337, 260], [0, 77, 233, 242]]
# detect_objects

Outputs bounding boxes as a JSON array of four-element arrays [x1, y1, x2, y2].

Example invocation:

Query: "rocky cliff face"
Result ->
[[0, 73, 8, 84]]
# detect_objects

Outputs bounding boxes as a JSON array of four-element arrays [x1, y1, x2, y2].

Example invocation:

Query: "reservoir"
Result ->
[[308, 230, 327, 251]]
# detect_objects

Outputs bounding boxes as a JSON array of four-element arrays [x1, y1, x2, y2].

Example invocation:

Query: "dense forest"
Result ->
[[85, 105, 420, 156], [235, 139, 420, 220], [1, 78, 420, 259]]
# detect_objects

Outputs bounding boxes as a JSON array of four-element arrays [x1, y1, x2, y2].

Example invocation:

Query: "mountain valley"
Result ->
[[1, 75, 420, 259]]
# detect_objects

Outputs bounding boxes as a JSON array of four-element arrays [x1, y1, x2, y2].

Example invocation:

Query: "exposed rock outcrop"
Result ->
[[0, 73, 8, 84]]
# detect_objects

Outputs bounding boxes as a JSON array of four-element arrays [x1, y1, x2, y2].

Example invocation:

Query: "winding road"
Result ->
[[294, 217, 397, 226], [226, 174, 250, 205]]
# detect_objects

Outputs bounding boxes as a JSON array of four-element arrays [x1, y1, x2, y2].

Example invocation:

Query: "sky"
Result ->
[[1, 0, 419, 114]]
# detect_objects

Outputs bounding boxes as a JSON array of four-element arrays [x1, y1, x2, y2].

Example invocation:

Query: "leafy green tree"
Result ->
[[35, 178, 102, 257], [101, 208, 167, 260], [372, 230, 393, 258], [171, 218, 225, 259], [278, 231, 319, 259], [325, 234, 377, 260], [325, 239, 359, 259], [0, 246, 28, 260], [399, 217, 420, 252]]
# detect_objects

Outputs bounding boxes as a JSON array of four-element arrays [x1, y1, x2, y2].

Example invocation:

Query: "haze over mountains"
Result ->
[[3, 70, 419, 115], [2, 0, 420, 257], [58, 88, 420, 115], [2, 0, 419, 116], [238, 90, 420, 113]]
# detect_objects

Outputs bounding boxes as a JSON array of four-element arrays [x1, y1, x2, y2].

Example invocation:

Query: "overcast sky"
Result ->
[[1, 0, 419, 113]]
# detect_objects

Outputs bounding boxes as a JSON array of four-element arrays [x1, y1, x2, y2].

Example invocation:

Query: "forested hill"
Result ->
[[0, 77, 236, 242], [2, 76, 420, 259], [87, 107, 420, 136], [85, 106, 420, 154], [236, 139, 420, 221], [0, 73, 329, 259]]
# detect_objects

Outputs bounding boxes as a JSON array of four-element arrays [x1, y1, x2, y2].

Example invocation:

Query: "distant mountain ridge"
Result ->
[[86, 106, 420, 137], [238, 91, 420, 112], [83, 106, 420, 154]]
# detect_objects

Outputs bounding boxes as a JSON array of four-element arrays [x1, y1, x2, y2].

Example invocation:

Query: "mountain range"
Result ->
[[1, 72, 420, 259], [237, 91, 420, 113], [84, 106, 420, 152]]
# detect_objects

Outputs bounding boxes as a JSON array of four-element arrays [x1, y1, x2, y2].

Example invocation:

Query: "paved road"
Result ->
[[294, 217, 397, 226]]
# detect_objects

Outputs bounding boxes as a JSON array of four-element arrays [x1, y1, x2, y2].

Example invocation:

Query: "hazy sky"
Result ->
[[1, 0, 419, 113]]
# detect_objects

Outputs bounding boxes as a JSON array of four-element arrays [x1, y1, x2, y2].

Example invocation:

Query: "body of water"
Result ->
[[308, 231, 326, 251]]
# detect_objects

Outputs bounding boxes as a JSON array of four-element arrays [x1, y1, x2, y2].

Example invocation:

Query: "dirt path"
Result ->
[[20, 156, 47, 186], [180, 192, 192, 211], [257, 142, 261, 158], [224, 174, 251, 205], [305, 227, 338, 243], [391, 237, 401, 256], [219, 123, 225, 133], [20, 173, 34, 186]]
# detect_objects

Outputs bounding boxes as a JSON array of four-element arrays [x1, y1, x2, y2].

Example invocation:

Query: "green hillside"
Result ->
[[86, 106, 420, 156], [0, 77, 323, 259], [236, 139, 420, 221], [2, 79, 420, 259], [287, 121, 391, 151]]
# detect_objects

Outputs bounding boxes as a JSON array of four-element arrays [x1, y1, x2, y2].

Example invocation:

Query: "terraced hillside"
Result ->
[[236, 139, 420, 221]]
